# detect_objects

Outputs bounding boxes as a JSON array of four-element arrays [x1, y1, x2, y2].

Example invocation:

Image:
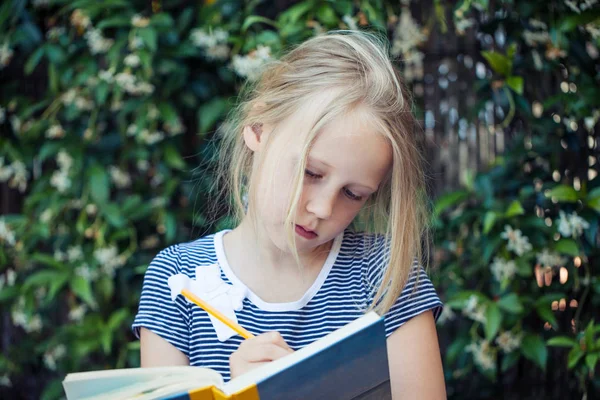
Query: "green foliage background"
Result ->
[[0, 0, 598, 399]]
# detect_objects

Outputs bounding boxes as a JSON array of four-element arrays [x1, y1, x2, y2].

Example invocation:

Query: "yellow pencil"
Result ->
[[180, 289, 254, 340]]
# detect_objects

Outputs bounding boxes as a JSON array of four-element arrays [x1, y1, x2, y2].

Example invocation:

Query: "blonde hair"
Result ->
[[215, 30, 430, 315]]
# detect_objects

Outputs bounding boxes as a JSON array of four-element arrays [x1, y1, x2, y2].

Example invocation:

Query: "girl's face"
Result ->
[[245, 97, 392, 256]]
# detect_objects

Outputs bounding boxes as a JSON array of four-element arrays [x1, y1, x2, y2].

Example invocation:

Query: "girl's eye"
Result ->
[[344, 188, 363, 201], [305, 169, 321, 179]]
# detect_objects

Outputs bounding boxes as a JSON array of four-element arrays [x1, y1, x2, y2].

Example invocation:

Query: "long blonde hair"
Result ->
[[214, 30, 430, 315]]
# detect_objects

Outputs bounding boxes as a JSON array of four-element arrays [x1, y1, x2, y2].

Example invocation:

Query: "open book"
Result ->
[[62, 311, 391, 400]]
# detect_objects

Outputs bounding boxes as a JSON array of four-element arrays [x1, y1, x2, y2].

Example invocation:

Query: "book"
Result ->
[[62, 311, 391, 400]]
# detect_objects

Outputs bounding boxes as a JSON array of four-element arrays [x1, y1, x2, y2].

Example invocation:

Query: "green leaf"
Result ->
[[482, 50, 512, 76], [97, 15, 131, 29], [89, 165, 110, 204], [197, 97, 228, 134], [521, 334, 548, 370], [506, 76, 523, 95], [535, 305, 558, 329], [483, 211, 497, 234], [501, 350, 520, 372], [23, 270, 65, 290], [497, 293, 524, 314], [25, 47, 45, 75], [0, 286, 19, 303], [485, 302, 502, 340], [70, 276, 95, 306], [555, 239, 579, 257], [585, 354, 598, 373], [587, 188, 600, 213], [316, 4, 338, 25], [546, 185, 579, 202], [164, 145, 186, 171], [150, 13, 174, 29], [433, 190, 469, 218], [102, 203, 126, 228], [446, 337, 469, 364], [164, 212, 177, 243], [505, 200, 525, 217], [278, 0, 315, 24], [568, 346, 584, 369], [547, 336, 577, 348], [138, 27, 157, 52], [241, 15, 280, 32], [30, 253, 65, 269], [107, 309, 129, 331]]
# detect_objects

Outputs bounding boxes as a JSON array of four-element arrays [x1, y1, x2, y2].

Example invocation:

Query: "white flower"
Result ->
[[70, 10, 91, 30], [85, 203, 97, 215], [139, 129, 164, 145], [0, 218, 15, 246], [164, 119, 185, 136], [390, 9, 426, 57], [35, 287, 47, 301], [50, 170, 71, 193], [9, 115, 21, 132], [523, 30, 550, 47], [342, 15, 358, 30], [0, 106, 5, 123], [26, 314, 42, 333], [0, 374, 11, 387], [564, 0, 581, 13], [44, 345, 66, 370], [85, 28, 114, 54], [99, 69, 114, 83], [536, 249, 567, 267], [8, 160, 28, 192], [5, 269, 16, 286], [109, 166, 131, 188], [557, 210, 590, 238], [46, 124, 65, 139], [137, 159, 149, 171], [124, 54, 141, 67], [68, 304, 87, 322], [57, 150, 73, 171], [129, 37, 144, 50], [0, 42, 14, 69], [61, 89, 77, 105], [191, 28, 229, 49], [500, 225, 532, 256], [54, 250, 66, 261], [490, 257, 517, 283], [466, 339, 496, 370], [462, 295, 487, 324], [127, 124, 138, 136], [75, 263, 98, 281], [46, 26, 65, 40], [231, 45, 273, 81], [495, 331, 522, 353], [11, 309, 27, 328], [94, 246, 126, 277], [40, 209, 53, 224], [74, 97, 93, 110], [0, 157, 11, 181], [436, 306, 456, 325], [148, 105, 159, 119], [67, 246, 83, 262], [131, 14, 150, 28]]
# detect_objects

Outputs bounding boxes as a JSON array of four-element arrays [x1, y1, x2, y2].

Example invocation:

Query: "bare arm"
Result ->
[[140, 327, 189, 367], [387, 310, 447, 399]]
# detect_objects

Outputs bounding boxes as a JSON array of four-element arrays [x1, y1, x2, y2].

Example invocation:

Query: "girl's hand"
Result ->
[[229, 331, 294, 379]]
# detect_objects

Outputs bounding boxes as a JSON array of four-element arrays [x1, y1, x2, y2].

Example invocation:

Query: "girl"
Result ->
[[133, 30, 446, 398]]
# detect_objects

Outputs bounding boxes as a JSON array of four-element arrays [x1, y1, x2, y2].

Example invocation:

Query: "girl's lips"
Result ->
[[295, 225, 317, 239]]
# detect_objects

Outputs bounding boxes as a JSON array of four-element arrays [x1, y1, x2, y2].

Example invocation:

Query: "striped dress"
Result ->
[[132, 229, 443, 382]]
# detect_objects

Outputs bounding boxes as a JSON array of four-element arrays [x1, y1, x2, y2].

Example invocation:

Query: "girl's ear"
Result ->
[[242, 122, 266, 152]]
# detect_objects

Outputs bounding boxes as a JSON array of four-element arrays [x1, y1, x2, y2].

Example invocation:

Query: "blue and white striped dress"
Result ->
[[132, 229, 443, 382]]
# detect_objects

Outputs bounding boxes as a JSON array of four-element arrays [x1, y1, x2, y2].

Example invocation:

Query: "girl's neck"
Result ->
[[225, 217, 331, 273]]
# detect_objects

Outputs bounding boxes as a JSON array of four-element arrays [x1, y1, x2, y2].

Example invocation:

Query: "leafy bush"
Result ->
[[0, 0, 598, 399]]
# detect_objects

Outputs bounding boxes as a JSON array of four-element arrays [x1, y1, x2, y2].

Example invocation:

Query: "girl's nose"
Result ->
[[305, 190, 335, 220]]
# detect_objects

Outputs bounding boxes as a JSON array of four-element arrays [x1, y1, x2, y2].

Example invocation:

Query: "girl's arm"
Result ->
[[387, 310, 447, 399], [140, 327, 190, 367]]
